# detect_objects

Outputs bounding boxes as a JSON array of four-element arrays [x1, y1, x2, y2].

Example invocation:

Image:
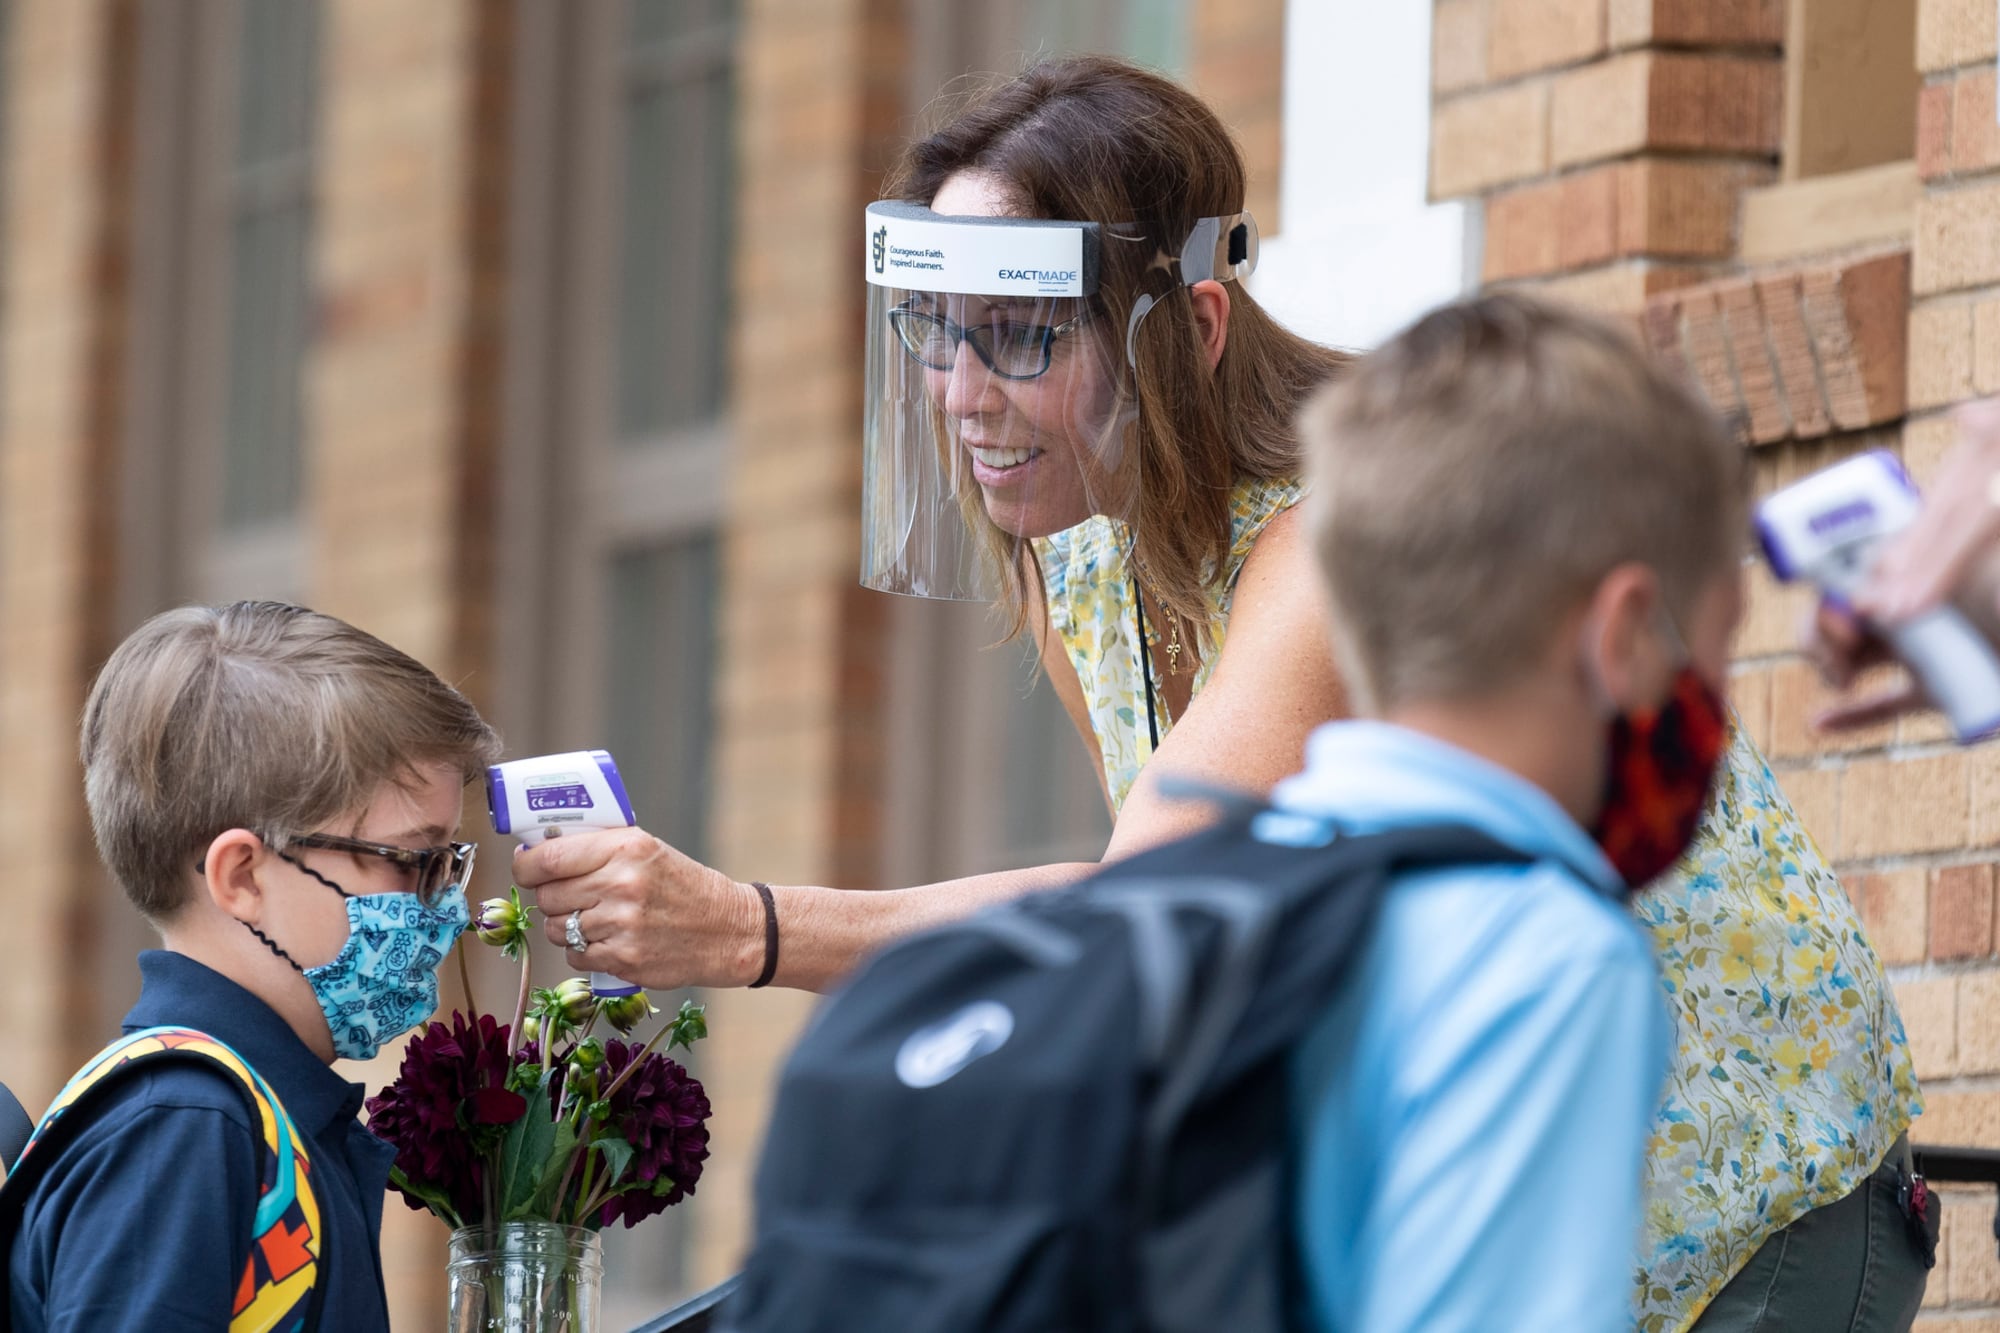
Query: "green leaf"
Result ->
[[591, 1134, 636, 1192], [668, 999, 708, 1051], [497, 1091, 561, 1218], [521, 1120, 581, 1220], [389, 1164, 464, 1229]]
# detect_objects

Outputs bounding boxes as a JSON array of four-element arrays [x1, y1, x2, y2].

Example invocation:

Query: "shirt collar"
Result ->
[[124, 950, 367, 1138], [1271, 720, 1626, 901]]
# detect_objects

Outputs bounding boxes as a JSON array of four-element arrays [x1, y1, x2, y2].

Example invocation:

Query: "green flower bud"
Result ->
[[601, 993, 656, 1035], [520, 1013, 543, 1047], [552, 976, 596, 1026], [475, 896, 525, 948], [572, 1038, 607, 1074]]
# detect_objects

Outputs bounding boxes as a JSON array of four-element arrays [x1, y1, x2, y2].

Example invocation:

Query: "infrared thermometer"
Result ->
[[1757, 449, 2000, 742], [486, 750, 642, 997]]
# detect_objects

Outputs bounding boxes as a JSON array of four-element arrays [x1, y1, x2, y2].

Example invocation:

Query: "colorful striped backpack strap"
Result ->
[[0, 1027, 322, 1333]]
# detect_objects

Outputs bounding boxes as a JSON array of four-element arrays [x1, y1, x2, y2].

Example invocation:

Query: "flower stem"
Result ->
[[456, 938, 481, 1024], [598, 1021, 676, 1103], [576, 1174, 621, 1225], [572, 1143, 598, 1227], [507, 945, 534, 1060]]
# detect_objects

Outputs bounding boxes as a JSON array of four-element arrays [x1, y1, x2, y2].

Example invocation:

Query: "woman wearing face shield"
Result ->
[[520, 55, 1925, 1332]]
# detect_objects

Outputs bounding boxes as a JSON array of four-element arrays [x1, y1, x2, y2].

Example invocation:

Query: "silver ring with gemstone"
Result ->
[[564, 909, 588, 953]]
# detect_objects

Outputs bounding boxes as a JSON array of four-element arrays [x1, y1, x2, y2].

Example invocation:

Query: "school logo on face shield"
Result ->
[[894, 1000, 1015, 1088], [872, 225, 888, 276]]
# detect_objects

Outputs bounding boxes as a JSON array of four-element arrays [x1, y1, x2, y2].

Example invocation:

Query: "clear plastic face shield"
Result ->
[[860, 199, 1258, 601]]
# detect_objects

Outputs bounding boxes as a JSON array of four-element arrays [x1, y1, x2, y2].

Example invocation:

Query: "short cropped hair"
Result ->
[[81, 601, 503, 918], [1299, 293, 1746, 713]]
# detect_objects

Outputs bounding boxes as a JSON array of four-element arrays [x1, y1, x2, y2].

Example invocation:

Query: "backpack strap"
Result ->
[[0, 1027, 322, 1333]]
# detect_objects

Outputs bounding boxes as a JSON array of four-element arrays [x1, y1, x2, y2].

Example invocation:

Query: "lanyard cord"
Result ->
[[1133, 575, 1162, 754]]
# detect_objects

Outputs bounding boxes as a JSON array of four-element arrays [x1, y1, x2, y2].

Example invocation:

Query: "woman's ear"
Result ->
[[200, 829, 268, 925], [1188, 279, 1231, 371]]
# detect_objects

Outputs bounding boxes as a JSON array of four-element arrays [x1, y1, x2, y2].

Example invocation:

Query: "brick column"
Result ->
[[1431, 0, 1782, 312], [1190, 0, 1286, 234], [0, 0, 126, 1102], [306, 1, 497, 1322], [1900, 0, 2000, 1322], [697, 0, 906, 1288]]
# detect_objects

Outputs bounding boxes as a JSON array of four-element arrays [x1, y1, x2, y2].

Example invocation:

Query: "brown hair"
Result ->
[[1299, 292, 1747, 713], [81, 601, 503, 918], [890, 55, 1353, 641]]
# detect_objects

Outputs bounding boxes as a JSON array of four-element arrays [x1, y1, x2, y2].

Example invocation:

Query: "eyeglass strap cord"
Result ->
[[278, 851, 356, 899], [1134, 574, 1163, 755]]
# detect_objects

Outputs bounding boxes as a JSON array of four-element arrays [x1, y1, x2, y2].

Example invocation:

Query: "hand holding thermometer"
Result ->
[[1758, 449, 2000, 742], [486, 750, 643, 997]]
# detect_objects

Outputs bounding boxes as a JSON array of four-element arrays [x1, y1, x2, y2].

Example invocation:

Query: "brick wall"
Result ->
[[0, 0, 123, 1103], [1431, 0, 2000, 1321], [1433, 0, 1780, 309], [1189, 0, 1286, 234], [1904, 0, 2000, 1321]]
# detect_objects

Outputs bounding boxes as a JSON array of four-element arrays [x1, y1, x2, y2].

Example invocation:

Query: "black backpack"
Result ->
[[725, 805, 1532, 1333]]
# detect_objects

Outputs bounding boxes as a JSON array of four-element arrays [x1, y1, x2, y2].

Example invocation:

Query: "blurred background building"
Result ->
[[0, 0, 1995, 1328]]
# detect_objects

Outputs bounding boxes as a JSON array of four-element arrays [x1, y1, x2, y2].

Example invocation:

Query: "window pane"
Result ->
[[614, 12, 735, 441], [221, 0, 318, 530], [1119, 0, 1188, 72], [236, 0, 317, 169], [1001, 668, 1112, 861], [221, 198, 311, 528], [628, 0, 730, 48], [603, 534, 721, 861]]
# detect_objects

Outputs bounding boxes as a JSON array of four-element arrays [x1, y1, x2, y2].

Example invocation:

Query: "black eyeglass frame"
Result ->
[[887, 303, 1096, 381], [284, 832, 478, 907]]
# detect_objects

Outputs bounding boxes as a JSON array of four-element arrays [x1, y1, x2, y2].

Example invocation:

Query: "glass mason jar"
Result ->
[[448, 1222, 603, 1333]]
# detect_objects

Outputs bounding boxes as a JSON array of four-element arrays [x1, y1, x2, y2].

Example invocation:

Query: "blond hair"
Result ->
[[81, 601, 503, 918], [890, 55, 1352, 643], [1299, 293, 1746, 713]]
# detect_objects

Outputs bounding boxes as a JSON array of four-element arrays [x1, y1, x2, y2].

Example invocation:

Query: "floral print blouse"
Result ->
[[1629, 724, 1920, 1331], [1036, 475, 1305, 808], [1036, 473, 1923, 1333]]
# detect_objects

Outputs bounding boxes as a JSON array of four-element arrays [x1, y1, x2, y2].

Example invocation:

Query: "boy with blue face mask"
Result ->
[[2, 601, 500, 1333]]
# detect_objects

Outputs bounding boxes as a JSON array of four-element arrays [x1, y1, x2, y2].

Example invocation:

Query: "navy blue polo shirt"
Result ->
[[6, 951, 398, 1332]]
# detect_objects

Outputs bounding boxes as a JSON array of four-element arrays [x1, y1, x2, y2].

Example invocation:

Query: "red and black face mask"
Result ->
[[1590, 667, 1729, 892]]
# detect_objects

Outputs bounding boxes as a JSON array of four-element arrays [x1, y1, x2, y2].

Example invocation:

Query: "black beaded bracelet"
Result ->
[[747, 881, 779, 989]]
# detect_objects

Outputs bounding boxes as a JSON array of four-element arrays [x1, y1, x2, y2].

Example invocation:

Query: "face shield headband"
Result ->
[[859, 201, 1260, 603]]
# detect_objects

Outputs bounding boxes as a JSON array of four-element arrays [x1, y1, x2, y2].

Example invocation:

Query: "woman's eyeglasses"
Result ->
[[287, 832, 478, 908], [888, 304, 1093, 381]]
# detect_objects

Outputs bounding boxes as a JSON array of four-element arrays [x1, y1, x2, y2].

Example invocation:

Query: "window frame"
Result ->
[[117, 0, 316, 618]]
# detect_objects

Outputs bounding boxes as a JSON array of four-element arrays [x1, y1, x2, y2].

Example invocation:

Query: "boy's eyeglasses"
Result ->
[[887, 303, 1093, 380], [287, 832, 478, 908]]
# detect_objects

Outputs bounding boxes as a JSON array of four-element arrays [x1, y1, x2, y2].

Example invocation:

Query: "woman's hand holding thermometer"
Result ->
[[486, 750, 644, 997]]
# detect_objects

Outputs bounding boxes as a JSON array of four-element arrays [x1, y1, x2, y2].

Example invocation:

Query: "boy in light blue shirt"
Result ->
[[1282, 294, 1747, 1332]]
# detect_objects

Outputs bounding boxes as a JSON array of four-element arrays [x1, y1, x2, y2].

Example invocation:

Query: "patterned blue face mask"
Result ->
[[245, 852, 471, 1061]]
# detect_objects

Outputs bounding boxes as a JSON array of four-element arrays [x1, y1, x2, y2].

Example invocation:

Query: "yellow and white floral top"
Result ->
[[1035, 474, 1305, 808], [1036, 474, 1922, 1333], [1630, 724, 1920, 1332]]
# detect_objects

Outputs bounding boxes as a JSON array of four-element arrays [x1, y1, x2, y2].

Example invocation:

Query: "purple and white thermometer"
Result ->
[[1757, 449, 2000, 742], [486, 750, 643, 997]]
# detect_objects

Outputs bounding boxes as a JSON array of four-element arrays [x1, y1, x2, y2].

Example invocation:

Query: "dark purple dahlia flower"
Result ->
[[594, 1039, 711, 1229], [365, 1010, 515, 1223]]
